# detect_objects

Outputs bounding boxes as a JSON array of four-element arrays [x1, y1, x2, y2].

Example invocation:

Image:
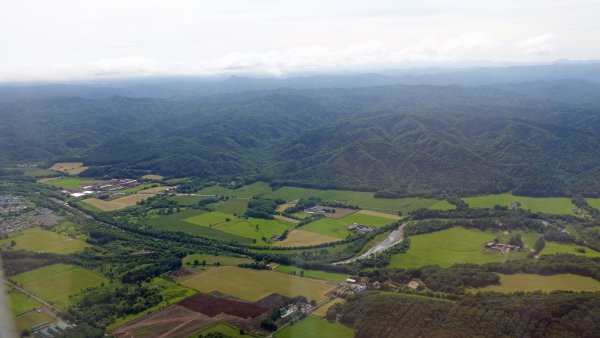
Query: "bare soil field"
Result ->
[[178, 293, 267, 318], [356, 209, 402, 220], [83, 186, 172, 211], [275, 229, 339, 247], [49, 162, 88, 175], [113, 292, 279, 338]]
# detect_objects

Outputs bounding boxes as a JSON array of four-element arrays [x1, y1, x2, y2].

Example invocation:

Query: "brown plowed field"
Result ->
[[178, 293, 268, 318]]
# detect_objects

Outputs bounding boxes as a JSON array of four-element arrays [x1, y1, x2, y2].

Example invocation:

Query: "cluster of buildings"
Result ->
[[31, 320, 72, 338], [0, 195, 61, 234], [63, 178, 140, 198], [483, 241, 521, 253], [346, 223, 372, 233], [280, 300, 313, 319]]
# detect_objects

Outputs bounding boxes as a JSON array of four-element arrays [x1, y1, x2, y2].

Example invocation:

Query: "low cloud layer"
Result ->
[[1, 0, 599, 82]]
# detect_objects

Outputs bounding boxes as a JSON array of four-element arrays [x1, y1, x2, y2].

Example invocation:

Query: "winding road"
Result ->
[[333, 223, 406, 265]]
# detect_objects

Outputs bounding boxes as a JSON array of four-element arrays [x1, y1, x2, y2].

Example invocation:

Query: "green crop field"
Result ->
[[275, 315, 354, 338], [208, 216, 294, 244], [144, 209, 253, 244], [586, 198, 600, 211], [41, 177, 98, 189], [8, 289, 40, 316], [463, 193, 577, 215], [187, 322, 253, 338], [541, 241, 600, 257], [264, 186, 445, 214], [184, 211, 237, 225], [301, 213, 394, 239], [389, 227, 508, 268], [429, 200, 455, 210], [15, 311, 55, 332], [475, 273, 600, 292], [12, 264, 108, 309], [182, 253, 254, 266], [0, 227, 90, 254], [275, 265, 348, 283], [23, 169, 57, 177], [212, 198, 249, 215], [120, 183, 156, 193], [181, 266, 336, 302], [108, 277, 196, 330]]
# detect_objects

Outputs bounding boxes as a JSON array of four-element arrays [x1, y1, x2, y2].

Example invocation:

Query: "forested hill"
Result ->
[[3, 80, 600, 197]]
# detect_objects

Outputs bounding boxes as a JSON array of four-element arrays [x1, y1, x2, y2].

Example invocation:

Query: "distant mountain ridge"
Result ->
[[3, 79, 600, 197]]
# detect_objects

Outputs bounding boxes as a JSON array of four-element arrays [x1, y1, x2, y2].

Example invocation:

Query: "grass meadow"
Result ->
[[12, 264, 108, 309], [41, 177, 99, 189], [389, 227, 507, 269], [274, 315, 354, 338], [275, 229, 339, 247], [8, 289, 40, 316], [15, 311, 55, 332], [0, 227, 90, 254], [180, 266, 336, 302], [274, 264, 349, 283], [182, 253, 254, 266], [300, 212, 395, 239], [463, 193, 577, 215], [541, 241, 600, 257], [187, 322, 254, 338]]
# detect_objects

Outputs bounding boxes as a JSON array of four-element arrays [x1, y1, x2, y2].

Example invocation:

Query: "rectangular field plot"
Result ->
[[187, 322, 253, 338], [474, 273, 600, 292], [181, 266, 337, 302], [184, 211, 238, 225], [274, 315, 354, 338], [12, 264, 108, 309], [144, 209, 253, 244], [463, 193, 577, 215], [211, 217, 293, 243], [274, 265, 348, 283], [8, 288, 41, 316], [195, 182, 272, 198], [388, 227, 507, 269], [15, 311, 55, 332], [83, 186, 172, 211], [41, 177, 100, 189], [49, 162, 88, 175], [0, 227, 89, 254]]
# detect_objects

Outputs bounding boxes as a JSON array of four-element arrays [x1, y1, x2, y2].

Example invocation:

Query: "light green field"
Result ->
[[264, 186, 443, 214], [181, 266, 336, 302], [541, 241, 600, 257], [212, 217, 293, 243], [108, 277, 196, 330], [12, 264, 108, 309], [120, 183, 156, 193], [463, 193, 577, 215], [475, 273, 600, 292], [0, 227, 90, 254], [185, 211, 237, 225], [389, 227, 508, 269], [586, 198, 600, 211], [15, 311, 54, 332], [187, 322, 252, 338], [275, 315, 354, 338], [41, 177, 97, 189], [275, 265, 348, 283], [212, 198, 249, 215], [183, 253, 254, 266], [429, 200, 455, 210], [8, 289, 40, 316], [301, 213, 393, 239]]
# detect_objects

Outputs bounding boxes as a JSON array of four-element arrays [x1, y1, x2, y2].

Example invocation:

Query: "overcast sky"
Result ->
[[1, 0, 599, 82]]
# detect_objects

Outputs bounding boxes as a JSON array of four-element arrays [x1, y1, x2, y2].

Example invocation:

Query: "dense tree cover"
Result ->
[[245, 197, 282, 219], [0, 251, 73, 276], [6, 81, 600, 196], [66, 284, 163, 328], [486, 254, 600, 281], [120, 255, 183, 283], [341, 291, 600, 338]]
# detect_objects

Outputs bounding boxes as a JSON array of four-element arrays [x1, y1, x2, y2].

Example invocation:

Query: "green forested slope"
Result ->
[[3, 81, 600, 196]]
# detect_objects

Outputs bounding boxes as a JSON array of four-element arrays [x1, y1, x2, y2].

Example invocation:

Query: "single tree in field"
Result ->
[[193, 259, 199, 267]]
